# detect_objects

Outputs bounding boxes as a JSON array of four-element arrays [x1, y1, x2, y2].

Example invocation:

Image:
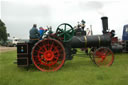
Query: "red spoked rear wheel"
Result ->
[[32, 39, 65, 72], [93, 47, 114, 66]]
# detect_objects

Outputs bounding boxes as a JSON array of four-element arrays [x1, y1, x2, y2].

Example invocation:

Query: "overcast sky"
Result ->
[[1, 0, 128, 39]]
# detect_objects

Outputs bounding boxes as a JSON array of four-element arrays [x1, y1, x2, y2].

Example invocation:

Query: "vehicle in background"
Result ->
[[122, 24, 128, 52], [111, 24, 128, 53], [12, 38, 20, 47], [12, 37, 28, 47], [4, 38, 28, 47], [122, 24, 128, 41]]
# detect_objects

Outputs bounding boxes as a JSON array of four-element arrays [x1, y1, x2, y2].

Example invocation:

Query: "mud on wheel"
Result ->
[[93, 47, 114, 66], [32, 38, 66, 72]]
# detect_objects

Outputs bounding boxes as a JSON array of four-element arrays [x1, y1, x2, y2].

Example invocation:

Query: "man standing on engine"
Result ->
[[81, 19, 86, 31], [81, 19, 86, 35]]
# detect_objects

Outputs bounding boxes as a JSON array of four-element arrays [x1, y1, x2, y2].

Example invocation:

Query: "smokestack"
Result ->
[[101, 16, 108, 34]]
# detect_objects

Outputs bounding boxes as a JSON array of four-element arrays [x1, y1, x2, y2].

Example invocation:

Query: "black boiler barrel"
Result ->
[[69, 35, 111, 48]]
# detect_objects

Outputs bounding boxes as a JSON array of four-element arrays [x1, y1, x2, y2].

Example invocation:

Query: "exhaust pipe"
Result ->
[[101, 16, 108, 34]]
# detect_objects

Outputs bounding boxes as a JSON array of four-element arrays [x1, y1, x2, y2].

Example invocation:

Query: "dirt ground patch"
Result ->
[[0, 46, 16, 53]]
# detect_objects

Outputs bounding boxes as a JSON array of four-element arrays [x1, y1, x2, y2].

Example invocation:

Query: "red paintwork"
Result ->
[[94, 47, 114, 66], [32, 38, 65, 72], [112, 37, 118, 44]]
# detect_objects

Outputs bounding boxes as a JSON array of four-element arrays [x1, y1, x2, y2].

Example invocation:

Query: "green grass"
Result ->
[[0, 50, 128, 85]]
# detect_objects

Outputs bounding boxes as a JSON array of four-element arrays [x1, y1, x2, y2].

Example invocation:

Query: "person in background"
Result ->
[[76, 22, 82, 32], [80, 20, 86, 35], [86, 28, 91, 36], [39, 27, 48, 40], [47, 26, 53, 35], [29, 24, 40, 43], [81, 19, 86, 31]]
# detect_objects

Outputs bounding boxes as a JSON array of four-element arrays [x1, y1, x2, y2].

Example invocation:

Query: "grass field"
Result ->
[[0, 50, 128, 85]]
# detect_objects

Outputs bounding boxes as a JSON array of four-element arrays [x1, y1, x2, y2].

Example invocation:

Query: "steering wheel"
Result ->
[[56, 23, 74, 42]]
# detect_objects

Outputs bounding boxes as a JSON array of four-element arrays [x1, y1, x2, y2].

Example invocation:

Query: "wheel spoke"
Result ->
[[103, 49, 108, 54], [59, 32, 65, 36], [50, 41, 54, 50], [106, 52, 112, 56], [43, 46, 47, 51], [64, 34, 66, 42], [66, 33, 71, 38], [58, 28, 63, 32], [64, 24, 66, 31], [67, 29, 72, 33], [38, 51, 44, 54], [34, 50, 39, 53], [54, 57, 58, 60]]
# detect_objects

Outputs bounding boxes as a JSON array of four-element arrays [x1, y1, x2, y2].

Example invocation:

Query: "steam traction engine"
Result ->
[[17, 17, 114, 72]]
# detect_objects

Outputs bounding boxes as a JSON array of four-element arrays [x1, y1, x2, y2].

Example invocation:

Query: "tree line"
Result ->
[[0, 19, 7, 45]]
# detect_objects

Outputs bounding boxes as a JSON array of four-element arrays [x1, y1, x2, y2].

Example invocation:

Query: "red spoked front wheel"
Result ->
[[93, 47, 114, 66], [32, 39, 66, 72]]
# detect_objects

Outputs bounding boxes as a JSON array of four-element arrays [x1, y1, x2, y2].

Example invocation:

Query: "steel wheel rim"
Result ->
[[32, 39, 65, 72]]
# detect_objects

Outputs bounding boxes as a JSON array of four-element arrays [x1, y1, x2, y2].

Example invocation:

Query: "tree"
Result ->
[[0, 19, 7, 44]]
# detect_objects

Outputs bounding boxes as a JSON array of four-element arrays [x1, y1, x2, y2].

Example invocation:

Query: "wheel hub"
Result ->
[[44, 51, 54, 61]]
